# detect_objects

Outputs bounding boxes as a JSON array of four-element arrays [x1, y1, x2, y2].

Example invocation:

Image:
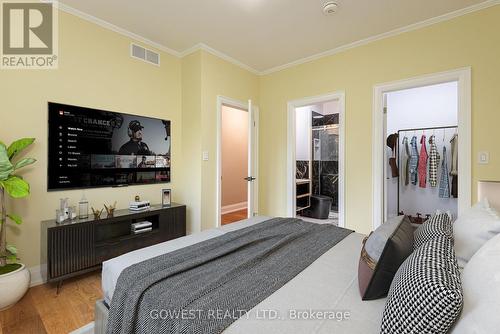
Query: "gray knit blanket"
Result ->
[[107, 218, 353, 334]]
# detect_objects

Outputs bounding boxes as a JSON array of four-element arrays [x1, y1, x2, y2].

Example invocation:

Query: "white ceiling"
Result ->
[[59, 0, 493, 73]]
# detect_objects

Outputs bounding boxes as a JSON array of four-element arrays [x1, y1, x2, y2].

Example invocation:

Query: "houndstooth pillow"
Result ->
[[414, 213, 453, 249], [381, 236, 463, 334]]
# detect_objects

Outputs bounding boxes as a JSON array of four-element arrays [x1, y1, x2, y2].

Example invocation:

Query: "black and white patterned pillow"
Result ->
[[414, 213, 453, 249], [381, 236, 463, 334]]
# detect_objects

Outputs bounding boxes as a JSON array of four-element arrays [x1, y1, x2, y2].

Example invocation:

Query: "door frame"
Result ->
[[286, 91, 346, 228], [216, 95, 259, 227], [372, 67, 472, 230]]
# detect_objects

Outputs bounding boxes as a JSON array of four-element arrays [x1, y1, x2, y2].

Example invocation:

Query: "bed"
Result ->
[[96, 216, 386, 334]]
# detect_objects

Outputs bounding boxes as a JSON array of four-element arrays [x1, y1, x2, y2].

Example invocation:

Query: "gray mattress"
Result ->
[[100, 217, 386, 333]]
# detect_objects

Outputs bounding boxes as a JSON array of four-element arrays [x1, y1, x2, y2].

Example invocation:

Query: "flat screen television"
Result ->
[[48, 102, 171, 190]]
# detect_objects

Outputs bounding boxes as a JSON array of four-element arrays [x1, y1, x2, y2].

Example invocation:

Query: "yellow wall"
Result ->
[[180, 51, 203, 234], [0, 12, 259, 268], [258, 6, 500, 234], [0, 11, 183, 268], [199, 51, 259, 230], [180, 51, 260, 232], [3, 4, 500, 269]]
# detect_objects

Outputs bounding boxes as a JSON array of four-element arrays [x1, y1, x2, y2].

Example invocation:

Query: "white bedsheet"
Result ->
[[102, 216, 271, 304], [102, 216, 386, 333], [224, 232, 386, 333]]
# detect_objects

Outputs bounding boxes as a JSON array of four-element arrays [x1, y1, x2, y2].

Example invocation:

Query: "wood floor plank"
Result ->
[[0, 271, 102, 334], [221, 209, 248, 225], [0, 290, 47, 334]]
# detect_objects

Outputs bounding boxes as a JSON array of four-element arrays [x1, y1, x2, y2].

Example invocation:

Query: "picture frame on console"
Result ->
[[162, 189, 171, 207]]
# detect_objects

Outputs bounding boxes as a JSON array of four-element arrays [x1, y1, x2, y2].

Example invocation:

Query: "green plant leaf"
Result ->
[[14, 158, 36, 170], [7, 213, 22, 225], [6, 245, 17, 255], [0, 144, 13, 181], [1, 176, 30, 198], [7, 138, 35, 160]]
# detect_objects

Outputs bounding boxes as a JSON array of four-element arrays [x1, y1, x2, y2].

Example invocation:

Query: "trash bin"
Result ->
[[304, 195, 332, 219]]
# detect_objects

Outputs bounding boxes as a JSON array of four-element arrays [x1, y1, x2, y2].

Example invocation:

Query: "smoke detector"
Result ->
[[322, 1, 339, 15]]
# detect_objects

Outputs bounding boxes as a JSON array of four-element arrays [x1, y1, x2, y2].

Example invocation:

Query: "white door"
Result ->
[[246, 100, 259, 218]]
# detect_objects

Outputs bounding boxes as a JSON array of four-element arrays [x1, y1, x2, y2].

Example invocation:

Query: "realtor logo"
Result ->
[[1, 1, 58, 69]]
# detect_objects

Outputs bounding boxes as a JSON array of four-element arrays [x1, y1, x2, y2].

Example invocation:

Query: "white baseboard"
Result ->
[[221, 202, 247, 215], [29, 264, 47, 287]]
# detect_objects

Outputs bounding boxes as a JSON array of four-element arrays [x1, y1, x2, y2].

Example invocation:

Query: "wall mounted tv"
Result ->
[[48, 102, 171, 190]]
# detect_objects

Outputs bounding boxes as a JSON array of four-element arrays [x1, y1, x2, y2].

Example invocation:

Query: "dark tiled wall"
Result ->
[[296, 160, 309, 179], [312, 112, 339, 127]]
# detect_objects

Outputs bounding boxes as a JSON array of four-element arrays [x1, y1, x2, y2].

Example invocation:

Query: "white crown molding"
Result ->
[[180, 43, 260, 75], [55, 2, 182, 57], [260, 0, 500, 75], [54, 0, 499, 75]]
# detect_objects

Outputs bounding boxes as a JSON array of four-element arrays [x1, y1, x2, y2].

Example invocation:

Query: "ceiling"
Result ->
[[59, 0, 493, 73]]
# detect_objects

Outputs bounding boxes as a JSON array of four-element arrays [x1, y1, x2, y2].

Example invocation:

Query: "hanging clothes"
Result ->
[[402, 137, 410, 186], [450, 133, 459, 198], [418, 134, 428, 188], [428, 135, 440, 187], [439, 146, 451, 198], [387, 133, 399, 178], [409, 136, 419, 185]]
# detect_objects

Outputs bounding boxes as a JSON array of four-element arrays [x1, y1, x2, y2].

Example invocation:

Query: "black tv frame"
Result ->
[[47, 102, 171, 191]]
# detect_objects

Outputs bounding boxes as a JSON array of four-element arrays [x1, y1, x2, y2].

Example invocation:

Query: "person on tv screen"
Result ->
[[138, 156, 147, 168], [118, 120, 152, 155]]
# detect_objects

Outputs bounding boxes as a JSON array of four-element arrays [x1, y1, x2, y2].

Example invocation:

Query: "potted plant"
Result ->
[[0, 138, 36, 310]]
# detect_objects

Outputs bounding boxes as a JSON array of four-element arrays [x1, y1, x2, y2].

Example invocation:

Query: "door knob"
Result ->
[[244, 177, 256, 181]]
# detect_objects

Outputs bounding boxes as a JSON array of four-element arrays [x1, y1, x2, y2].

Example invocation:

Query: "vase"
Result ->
[[0, 263, 30, 310]]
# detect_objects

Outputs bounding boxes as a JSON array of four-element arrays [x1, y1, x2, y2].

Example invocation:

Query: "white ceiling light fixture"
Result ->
[[322, 1, 339, 15]]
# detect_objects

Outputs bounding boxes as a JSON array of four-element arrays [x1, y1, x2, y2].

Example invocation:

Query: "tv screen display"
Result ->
[[48, 102, 171, 190]]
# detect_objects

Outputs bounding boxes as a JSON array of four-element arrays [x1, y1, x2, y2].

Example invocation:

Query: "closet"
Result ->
[[385, 81, 459, 222]]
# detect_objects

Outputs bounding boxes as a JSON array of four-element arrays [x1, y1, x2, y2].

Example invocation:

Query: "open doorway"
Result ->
[[287, 92, 345, 227], [385, 82, 459, 223], [221, 105, 249, 225], [372, 68, 471, 230], [216, 97, 259, 226]]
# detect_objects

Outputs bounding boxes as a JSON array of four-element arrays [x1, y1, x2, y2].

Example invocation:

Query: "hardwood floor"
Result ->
[[0, 213, 246, 333], [0, 271, 102, 334], [221, 209, 248, 225]]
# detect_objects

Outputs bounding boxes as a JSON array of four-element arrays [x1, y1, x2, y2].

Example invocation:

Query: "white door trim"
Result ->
[[372, 67, 472, 230], [216, 96, 259, 227], [286, 91, 346, 228]]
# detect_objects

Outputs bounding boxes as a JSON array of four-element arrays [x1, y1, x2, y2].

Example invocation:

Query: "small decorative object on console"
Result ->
[[91, 207, 103, 220], [104, 202, 117, 217], [68, 206, 77, 220], [134, 195, 140, 202], [162, 189, 171, 207], [57, 198, 70, 222], [129, 200, 151, 211], [78, 194, 89, 219]]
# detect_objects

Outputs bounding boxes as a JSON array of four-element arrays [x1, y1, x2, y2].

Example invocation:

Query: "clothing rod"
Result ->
[[397, 125, 457, 133]]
